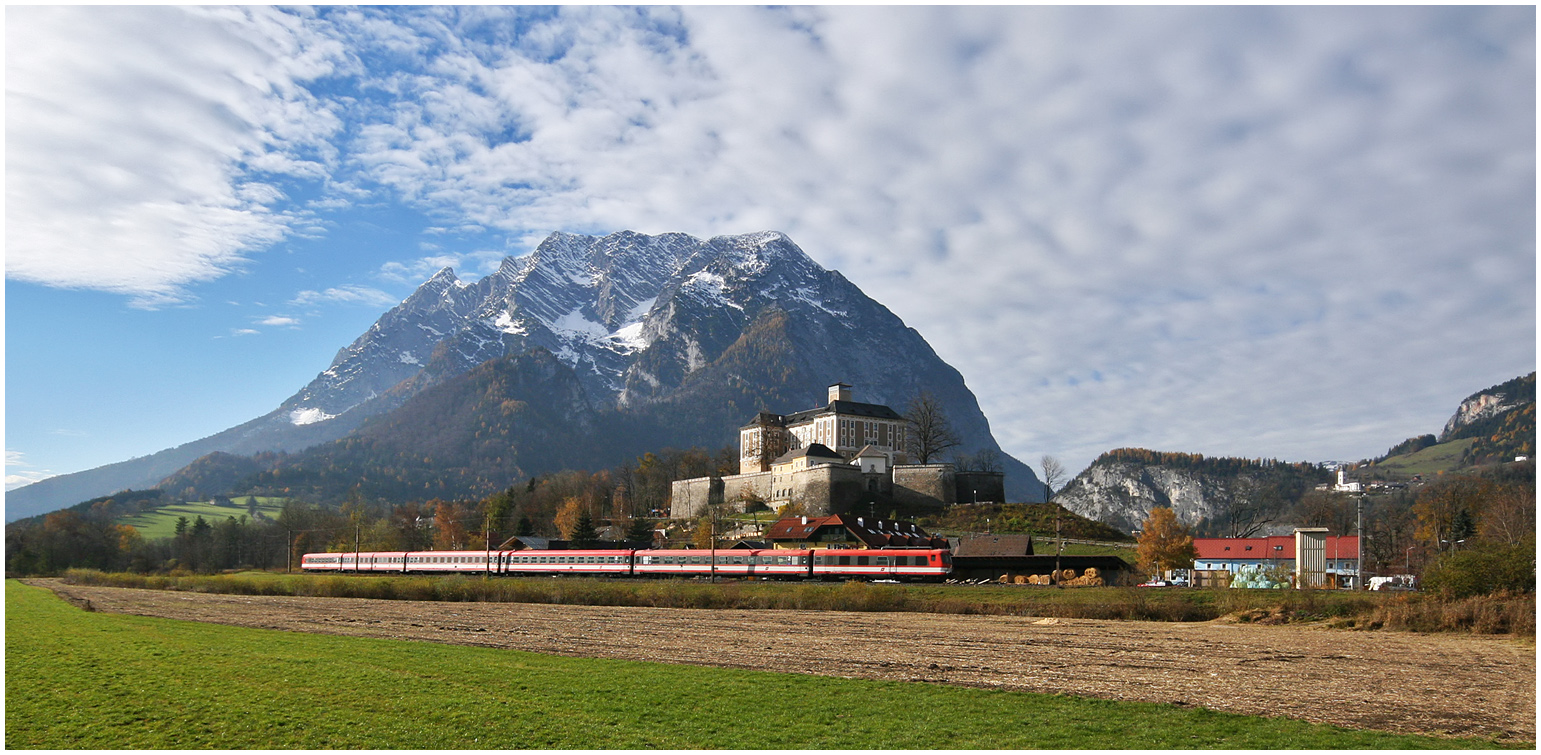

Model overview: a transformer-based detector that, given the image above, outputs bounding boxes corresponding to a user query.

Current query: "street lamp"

[1405,545,1415,572]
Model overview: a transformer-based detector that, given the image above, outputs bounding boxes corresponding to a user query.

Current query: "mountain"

[1058,372,1537,533]
[1054,450,1327,534]
[1438,372,1535,465]
[8,230,1039,520]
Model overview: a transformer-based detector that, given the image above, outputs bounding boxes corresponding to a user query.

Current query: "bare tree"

[905,392,961,463]
[974,448,1002,473]
[1039,455,1065,503]
[1217,476,1278,539]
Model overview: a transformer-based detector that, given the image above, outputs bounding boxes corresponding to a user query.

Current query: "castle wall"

[672,472,773,519]
[669,476,722,519]
[788,463,868,517]
[892,464,957,509]
[723,471,772,508]
[955,471,1006,505]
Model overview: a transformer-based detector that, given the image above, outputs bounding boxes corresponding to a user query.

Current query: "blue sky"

[5,6,1536,492]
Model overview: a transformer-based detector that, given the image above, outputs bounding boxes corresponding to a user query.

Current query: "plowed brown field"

[35,579,1535,743]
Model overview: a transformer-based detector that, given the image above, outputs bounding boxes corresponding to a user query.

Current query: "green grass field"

[5,580,1517,749]
[116,497,287,539]
[1372,437,1477,478]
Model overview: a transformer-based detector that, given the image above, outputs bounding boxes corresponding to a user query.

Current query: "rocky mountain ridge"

[1057,373,1535,534]
[8,230,1039,520]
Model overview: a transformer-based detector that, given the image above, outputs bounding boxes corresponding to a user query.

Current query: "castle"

[670,383,1005,518]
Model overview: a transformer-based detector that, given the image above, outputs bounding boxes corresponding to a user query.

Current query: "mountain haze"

[9,231,1039,519]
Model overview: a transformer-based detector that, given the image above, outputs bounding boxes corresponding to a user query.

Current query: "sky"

[5,6,1536,494]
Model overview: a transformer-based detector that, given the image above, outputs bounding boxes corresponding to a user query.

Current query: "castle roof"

[771,443,844,465]
[785,400,904,425]
[852,445,887,459]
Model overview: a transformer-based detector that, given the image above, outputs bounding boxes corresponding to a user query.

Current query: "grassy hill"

[1366,437,1478,480]
[116,497,287,540]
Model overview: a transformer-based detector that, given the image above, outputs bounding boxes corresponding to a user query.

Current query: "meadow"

[5,580,1516,749]
[115,497,288,539]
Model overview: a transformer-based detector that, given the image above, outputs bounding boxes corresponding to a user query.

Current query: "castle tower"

[828,382,852,403]
[739,411,790,474]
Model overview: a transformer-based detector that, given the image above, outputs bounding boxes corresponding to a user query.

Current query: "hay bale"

[1084,567,1100,579]
[1013,574,1030,584]
[1061,568,1077,581]
[997,573,1013,584]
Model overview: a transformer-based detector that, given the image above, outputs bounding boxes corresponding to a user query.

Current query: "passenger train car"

[301,547,952,581]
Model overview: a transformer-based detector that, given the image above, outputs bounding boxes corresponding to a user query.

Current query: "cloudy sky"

[6,6,1535,492]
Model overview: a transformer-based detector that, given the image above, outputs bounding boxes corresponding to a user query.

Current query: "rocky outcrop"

[1440,372,1535,442]
[1054,461,1232,534]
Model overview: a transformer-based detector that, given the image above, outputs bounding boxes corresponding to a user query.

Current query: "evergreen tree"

[515,515,535,537]
[570,511,598,546]
[625,517,655,546]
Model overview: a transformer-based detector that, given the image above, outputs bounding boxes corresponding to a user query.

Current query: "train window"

[838,556,851,566]
[876,557,890,566]
[856,556,870,566]
[733,557,745,565]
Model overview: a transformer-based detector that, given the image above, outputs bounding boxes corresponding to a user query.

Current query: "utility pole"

[286,529,293,574]
[709,510,717,584]
[1356,494,1365,590]
[1055,507,1063,589]
[354,522,361,573]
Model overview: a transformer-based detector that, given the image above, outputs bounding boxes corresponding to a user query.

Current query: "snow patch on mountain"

[289,407,336,426]
[608,321,648,351]
[492,312,526,336]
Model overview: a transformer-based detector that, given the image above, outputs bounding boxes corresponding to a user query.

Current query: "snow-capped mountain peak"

[283,231,837,421]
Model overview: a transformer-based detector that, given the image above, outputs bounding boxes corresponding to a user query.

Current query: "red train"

[301,547,952,581]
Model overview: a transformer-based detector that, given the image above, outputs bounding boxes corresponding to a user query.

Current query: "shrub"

[1421,541,1536,599]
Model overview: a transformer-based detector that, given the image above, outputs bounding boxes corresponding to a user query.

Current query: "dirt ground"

[33,579,1536,743]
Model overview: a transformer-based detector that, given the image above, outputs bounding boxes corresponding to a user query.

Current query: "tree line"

[5,446,737,577]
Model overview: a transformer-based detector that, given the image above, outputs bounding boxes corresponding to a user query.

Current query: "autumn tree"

[693,509,721,550]
[905,391,961,463]
[1413,476,1488,553]
[554,497,584,540]
[431,500,470,550]
[1136,507,1197,578]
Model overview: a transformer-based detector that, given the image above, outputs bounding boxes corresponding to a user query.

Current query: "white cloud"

[4,6,346,307]
[290,285,399,308]
[5,451,55,491]
[257,316,301,327]
[376,251,508,284]
[332,6,1533,473]
[6,7,1532,480]
[231,328,261,337]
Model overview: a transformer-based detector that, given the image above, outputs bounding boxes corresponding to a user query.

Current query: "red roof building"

[764,513,947,549]
[1193,535,1360,574]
